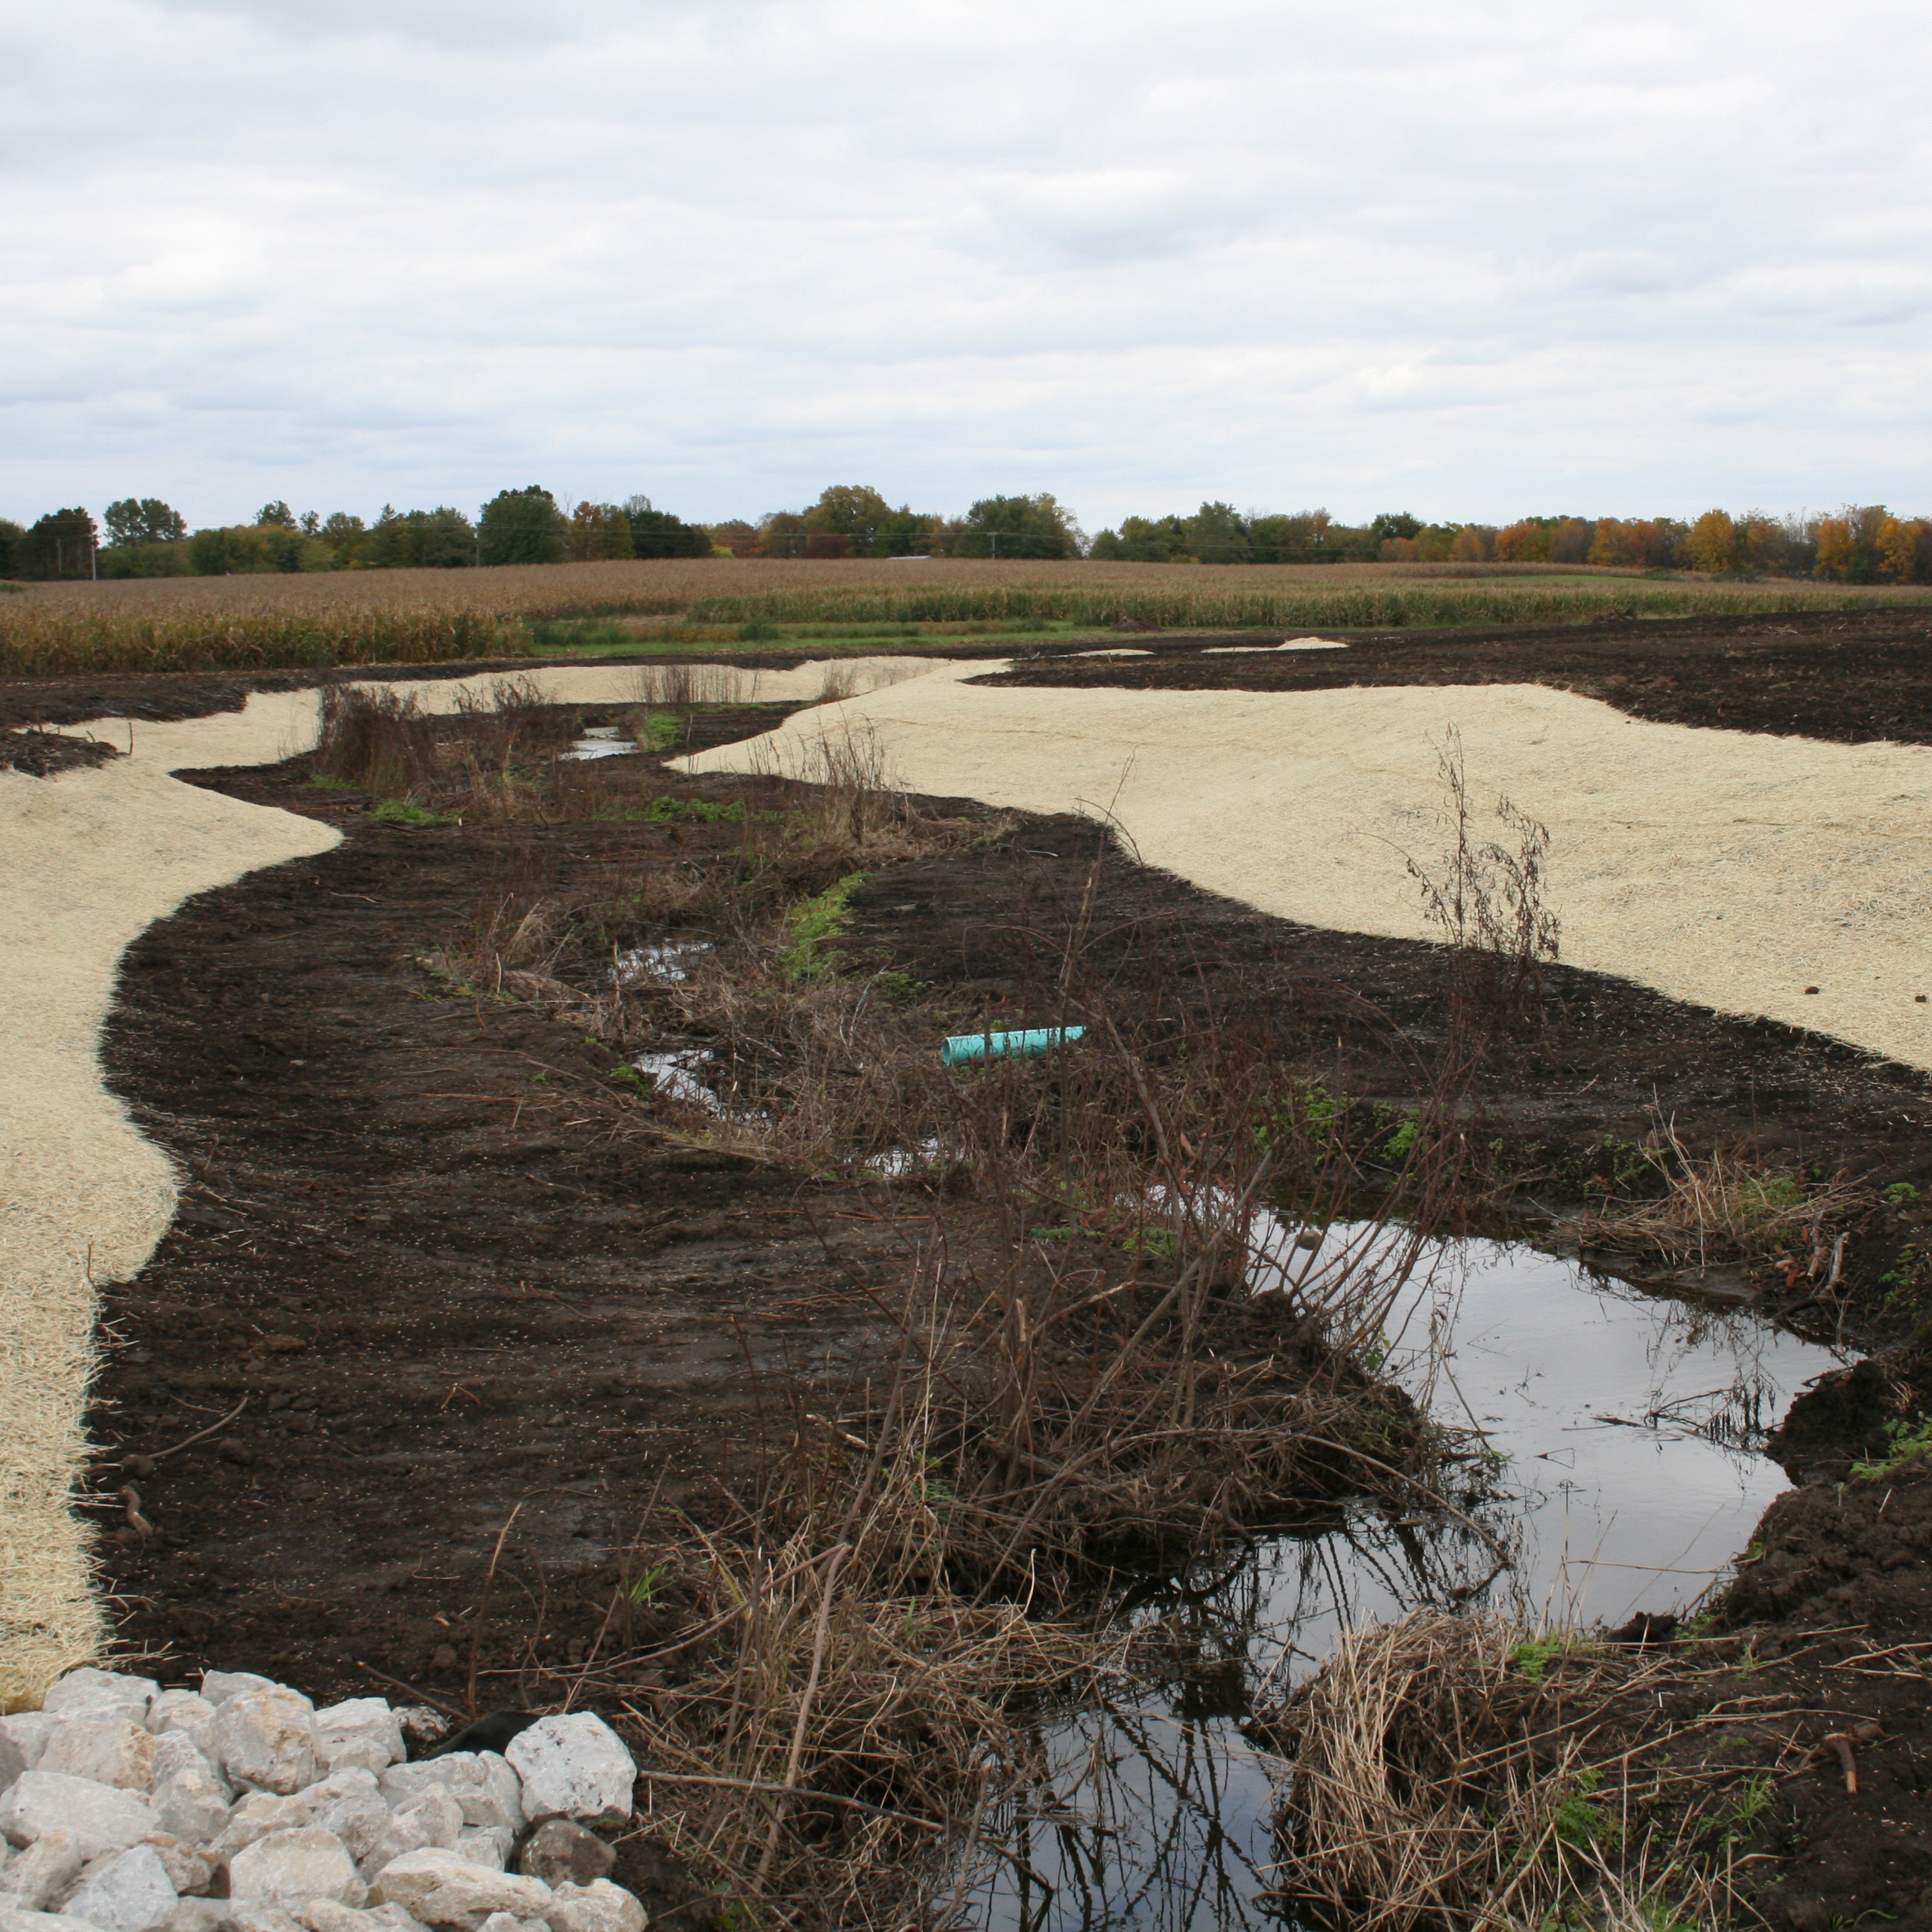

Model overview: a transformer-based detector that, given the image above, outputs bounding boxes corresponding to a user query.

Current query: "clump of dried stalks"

[1267,1611,1736,1932]
[609,1368,1105,1931]
[1566,1116,1871,1283]
[312,678,576,812]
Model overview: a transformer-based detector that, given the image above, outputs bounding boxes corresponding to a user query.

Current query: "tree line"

[1086,502,1932,581]
[3,484,1926,584]
[0,488,711,581]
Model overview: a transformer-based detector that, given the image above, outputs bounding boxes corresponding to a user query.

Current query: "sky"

[4,0,1932,533]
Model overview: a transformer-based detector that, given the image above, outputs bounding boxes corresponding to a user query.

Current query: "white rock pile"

[0,1671,650,1932]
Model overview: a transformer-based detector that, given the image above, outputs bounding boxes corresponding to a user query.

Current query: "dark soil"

[982,604,1932,747]
[2,726,124,774]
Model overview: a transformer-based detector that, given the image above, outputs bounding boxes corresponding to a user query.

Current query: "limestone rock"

[60,1845,178,1932]
[356,1796,459,1884]
[228,1831,365,1916]
[378,1763,519,1835]
[42,1679,157,1732]
[214,1694,316,1799]
[473,1916,546,1932]
[0,1829,87,1910]
[369,1850,554,1931]
[311,1708,402,1782]
[449,1834,511,1876]
[133,1840,211,1900]
[198,1676,274,1711]
[0,1737,24,1801]
[148,1739,221,1796]
[160,1901,226,1932]
[502,1722,631,1826]
[230,1910,306,1932]
[148,1771,230,1852]
[0,1721,55,1778]
[511,1827,610,1892]
[0,1907,104,1932]
[0,1775,159,1863]
[537,1883,641,1932]
[143,1702,216,1767]
[303,1775,389,1869]
[300,1909,427,1932]
[206,1796,312,1867]
[40,1726,157,1796]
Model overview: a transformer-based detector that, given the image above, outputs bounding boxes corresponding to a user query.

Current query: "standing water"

[969,1221,1849,1931]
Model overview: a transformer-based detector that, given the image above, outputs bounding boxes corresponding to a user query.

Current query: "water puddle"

[632,1049,723,1111]
[968,1221,1849,1930]
[561,726,641,761]
[613,942,711,985]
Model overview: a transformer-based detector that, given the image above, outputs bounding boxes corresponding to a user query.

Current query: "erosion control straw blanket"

[683,660,1932,1073]
[0,655,946,1707]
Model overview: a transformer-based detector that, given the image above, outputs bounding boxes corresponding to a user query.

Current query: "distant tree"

[801,484,893,556]
[1369,511,1423,543]
[1491,520,1551,563]
[1679,509,1738,574]
[1380,537,1421,561]
[479,487,566,566]
[318,512,368,564]
[104,498,187,546]
[1181,501,1248,560]
[1878,515,1931,583]
[256,500,298,529]
[622,496,712,559]
[707,520,760,557]
[300,511,321,536]
[364,506,477,569]
[954,493,1082,559]
[755,511,810,558]
[1812,507,1889,582]
[0,518,22,577]
[569,502,634,561]
[1090,514,1187,561]
[1450,525,1495,562]
[1547,517,1594,564]
[16,508,99,578]
[1248,511,1339,561]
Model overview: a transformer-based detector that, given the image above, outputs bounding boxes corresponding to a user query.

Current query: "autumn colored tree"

[754,512,809,558]
[568,502,634,561]
[1491,521,1552,563]
[1678,510,1738,574]
[1450,525,1494,562]
[707,520,759,557]
[1878,515,1932,582]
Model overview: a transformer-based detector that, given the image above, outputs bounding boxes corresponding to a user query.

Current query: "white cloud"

[4,0,1932,528]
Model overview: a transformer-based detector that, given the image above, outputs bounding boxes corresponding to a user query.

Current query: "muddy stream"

[967,1220,1849,1931]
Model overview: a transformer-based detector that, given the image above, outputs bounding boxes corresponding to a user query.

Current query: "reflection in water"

[969,1224,1850,1931]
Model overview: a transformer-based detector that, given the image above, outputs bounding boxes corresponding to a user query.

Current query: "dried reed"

[1566,1116,1872,1276]
[1268,1611,1737,1932]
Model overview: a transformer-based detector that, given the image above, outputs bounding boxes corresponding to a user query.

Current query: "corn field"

[4,557,1926,677]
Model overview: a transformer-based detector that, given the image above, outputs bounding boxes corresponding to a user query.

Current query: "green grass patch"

[781,873,865,979]
[372,798,455,827]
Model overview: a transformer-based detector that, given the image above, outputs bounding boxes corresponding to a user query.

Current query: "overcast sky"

[5,0,1931,531]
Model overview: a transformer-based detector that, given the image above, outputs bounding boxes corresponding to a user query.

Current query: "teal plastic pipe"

[941,1026,1086,1066]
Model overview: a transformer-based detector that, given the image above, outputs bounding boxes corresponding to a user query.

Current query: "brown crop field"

[5,555,1929,676]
